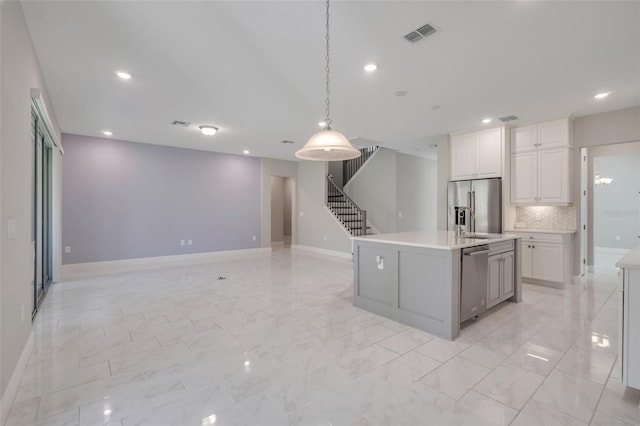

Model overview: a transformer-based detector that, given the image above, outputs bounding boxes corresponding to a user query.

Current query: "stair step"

[327,194,343,198]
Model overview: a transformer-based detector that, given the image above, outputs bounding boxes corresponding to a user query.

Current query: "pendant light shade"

[295,129,361,161]
[295,0,361,162]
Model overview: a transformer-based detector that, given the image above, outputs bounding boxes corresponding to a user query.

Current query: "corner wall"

[0,0,61,404]
[261,158,297,248]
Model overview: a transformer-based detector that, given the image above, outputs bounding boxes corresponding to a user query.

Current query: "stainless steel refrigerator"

[447,178,502,234]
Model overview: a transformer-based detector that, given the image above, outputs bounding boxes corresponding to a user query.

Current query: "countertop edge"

[616,245,640,269]
[351,233,520,250]
[505,229,576,235]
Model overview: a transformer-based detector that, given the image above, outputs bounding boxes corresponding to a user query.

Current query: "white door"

[487,255,502,308]
[538,119,568,149]
[450,133,475,180]
[532,242,563,282]
[475,128,502,178]
[511,125,538,153]
[502,251,515,298]
[538,148,570,204]
[521,241,533,279]
[512,152,538,204]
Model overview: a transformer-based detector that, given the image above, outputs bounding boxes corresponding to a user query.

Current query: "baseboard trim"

[62,247,272,279]
[522,277,564,289]
[291,244,352,260]
[271,241,285,246]
[0,329,34,425]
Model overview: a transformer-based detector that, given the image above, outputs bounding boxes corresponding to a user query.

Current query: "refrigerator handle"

[471,191,476,233]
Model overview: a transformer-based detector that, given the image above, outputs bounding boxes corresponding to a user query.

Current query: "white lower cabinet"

[487,243,515,309]
[618,257,640,390]
[507,231,573,287]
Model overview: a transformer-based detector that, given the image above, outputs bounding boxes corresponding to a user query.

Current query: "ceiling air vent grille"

[498,115,518,123]
[404,23,437,43]
[171,120,191,127]
[281,140,295,144]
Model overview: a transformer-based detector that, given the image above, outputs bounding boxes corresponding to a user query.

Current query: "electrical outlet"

[180,240,185,246]
[188,239,192,245]
[64,246,71,254]
[20,305,24,323]
[8,219,17,240]
[252,235,256,241]
[398,212,403,219]
[535,213,542,221]
[616,235,621,241]
[376,256,384,270]
[323,236,327,242]
[299,211,304,217]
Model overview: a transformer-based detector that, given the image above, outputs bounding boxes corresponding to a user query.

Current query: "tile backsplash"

[515,206,576,230]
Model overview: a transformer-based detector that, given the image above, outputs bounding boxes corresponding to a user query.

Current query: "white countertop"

[506,228,576,234]
[617,245,640,269]
[351,231,519,250]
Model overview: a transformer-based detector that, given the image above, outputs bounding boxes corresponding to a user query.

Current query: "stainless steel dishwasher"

[460,245,490,322]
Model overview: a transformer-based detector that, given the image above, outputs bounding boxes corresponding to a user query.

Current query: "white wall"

[396,154,438,232]
[345,148,397,233]
[296,161,351,253]
[345,148,438,234]
[260,158,297,248]
[0,0,61,406]
[270,176,284,242]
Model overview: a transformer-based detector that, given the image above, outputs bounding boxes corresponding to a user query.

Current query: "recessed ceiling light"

[116,71,132,80]
[102,130,113,136]
[243,149,250,155]
[364,64,377,72]
[199,125,218,136]
[594,92,611,99]
[482,118,492,124]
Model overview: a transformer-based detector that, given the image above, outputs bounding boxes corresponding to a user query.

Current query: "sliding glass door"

[32,110,53,316]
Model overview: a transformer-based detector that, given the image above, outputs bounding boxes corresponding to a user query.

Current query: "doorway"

[270,176,294,247]
[32,108,54,316]
[582,141,640,275]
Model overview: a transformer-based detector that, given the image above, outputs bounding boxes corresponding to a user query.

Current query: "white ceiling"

[22,1,640,161]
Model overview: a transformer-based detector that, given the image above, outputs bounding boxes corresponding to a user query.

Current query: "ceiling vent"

[281,140,295,144]
[171,120,191,127]
[404,23,437,43]
[498,115,519,123]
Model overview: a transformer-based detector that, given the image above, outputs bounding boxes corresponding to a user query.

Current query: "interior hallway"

[3,249,638,426]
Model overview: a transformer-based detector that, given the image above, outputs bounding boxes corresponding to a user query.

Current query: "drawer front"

[507,232,563,244]
[489,240,514,256]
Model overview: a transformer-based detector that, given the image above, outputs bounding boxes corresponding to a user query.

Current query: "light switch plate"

[8,219,16,239]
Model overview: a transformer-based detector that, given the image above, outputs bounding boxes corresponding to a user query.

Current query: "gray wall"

[296,161,351,253]
[0,0,62,400]
[593,153,640,249]
[270,176,284,242]
[573,106,640,273]
[62,134,261,264]
[396,154,438,233]
[284,177,293,237]
[328,161,343,188]
[345,148,438,234]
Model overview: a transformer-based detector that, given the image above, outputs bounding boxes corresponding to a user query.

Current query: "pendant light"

[295,0,361,161]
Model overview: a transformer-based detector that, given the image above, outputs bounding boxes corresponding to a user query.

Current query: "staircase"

[343,145,379,185]
[326,175,369,236]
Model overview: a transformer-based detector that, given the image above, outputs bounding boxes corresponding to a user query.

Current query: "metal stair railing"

[326,175,368,236]
[343,145,379,185]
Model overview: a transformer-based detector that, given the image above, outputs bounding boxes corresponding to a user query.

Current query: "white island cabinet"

[617,246,640,390]
[352,231,521,340]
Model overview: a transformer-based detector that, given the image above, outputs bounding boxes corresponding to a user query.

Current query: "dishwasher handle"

[464,249,490,257]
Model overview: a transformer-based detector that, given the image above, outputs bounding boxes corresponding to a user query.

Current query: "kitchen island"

[351,231,522,340]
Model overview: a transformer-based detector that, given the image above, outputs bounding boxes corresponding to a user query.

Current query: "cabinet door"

[487,255,502,309]
[450,133,475,180]
[531,242,563,282]
[502,251,515,299]
[475,128,502,178]
[538,148,570,204]
[511,125,538,153]
[521,242,533,279]
[538,119,569,149]
[512,152,538,204]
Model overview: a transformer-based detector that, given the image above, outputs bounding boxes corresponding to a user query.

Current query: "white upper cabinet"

[450,127,502,181]
[511,117,572,205]
[511,118,570,153]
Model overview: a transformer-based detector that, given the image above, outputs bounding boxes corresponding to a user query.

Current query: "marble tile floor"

[4,247,640,426]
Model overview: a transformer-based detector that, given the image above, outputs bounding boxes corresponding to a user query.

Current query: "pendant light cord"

[324,0,332,128]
